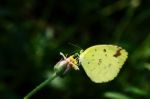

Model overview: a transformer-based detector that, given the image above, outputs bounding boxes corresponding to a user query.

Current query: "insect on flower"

[54,52,79,76]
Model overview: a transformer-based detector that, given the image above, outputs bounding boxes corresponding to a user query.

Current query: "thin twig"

[24,73,58,99]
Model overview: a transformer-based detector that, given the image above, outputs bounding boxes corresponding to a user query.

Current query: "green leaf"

[104,92,132,99]
[125,86,148,96]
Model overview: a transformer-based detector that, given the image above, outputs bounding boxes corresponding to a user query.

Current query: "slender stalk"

[24,73,57,99]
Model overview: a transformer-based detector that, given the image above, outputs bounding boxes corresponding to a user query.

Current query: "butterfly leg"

[72,64,79,70]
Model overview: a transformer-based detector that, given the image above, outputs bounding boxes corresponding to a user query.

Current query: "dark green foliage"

[0,0,150,99]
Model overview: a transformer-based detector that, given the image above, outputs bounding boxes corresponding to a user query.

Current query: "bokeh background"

[0,0,150,99]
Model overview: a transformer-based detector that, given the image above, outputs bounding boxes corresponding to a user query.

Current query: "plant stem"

[24,73,57,99]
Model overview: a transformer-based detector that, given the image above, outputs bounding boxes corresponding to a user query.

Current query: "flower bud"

[54,60,69,76]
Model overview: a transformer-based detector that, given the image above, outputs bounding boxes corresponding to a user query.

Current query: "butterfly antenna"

[68,42,82,50]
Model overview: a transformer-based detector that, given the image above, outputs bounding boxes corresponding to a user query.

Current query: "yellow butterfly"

[79,45,128,83]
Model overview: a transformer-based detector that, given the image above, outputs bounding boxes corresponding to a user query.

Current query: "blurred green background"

[0,0,150,99]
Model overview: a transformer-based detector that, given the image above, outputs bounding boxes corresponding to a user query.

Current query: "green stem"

[24,73,58,99]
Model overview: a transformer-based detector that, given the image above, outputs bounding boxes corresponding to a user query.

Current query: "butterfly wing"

[79,45,128,83]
